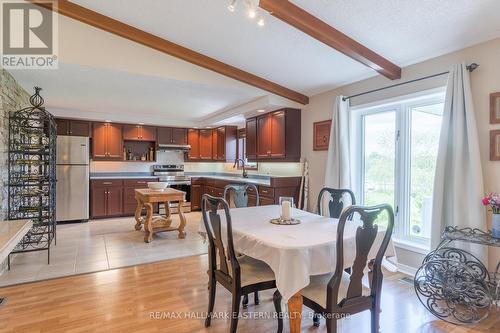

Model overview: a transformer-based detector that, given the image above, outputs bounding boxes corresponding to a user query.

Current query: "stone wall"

[0,69,30,220]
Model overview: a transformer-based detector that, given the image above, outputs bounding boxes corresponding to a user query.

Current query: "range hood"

[157,143,191,151]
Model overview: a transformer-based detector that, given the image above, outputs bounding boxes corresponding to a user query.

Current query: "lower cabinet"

[91,178,157,218]
[91,180,123,218]
[191,184,202,211]
[190,177,301,211]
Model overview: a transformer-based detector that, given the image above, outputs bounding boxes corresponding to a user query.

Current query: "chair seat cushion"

[302,271,370,309]
[238,256,276,287]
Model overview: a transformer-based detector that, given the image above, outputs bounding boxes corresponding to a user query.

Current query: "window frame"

[350,88,445,249]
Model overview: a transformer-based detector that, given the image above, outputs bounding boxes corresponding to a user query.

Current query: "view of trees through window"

[358,97,444,243]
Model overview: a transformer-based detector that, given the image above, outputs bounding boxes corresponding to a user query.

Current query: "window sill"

[393,238,430,255]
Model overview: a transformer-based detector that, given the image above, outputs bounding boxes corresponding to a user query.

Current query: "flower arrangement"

[482,193,500,214]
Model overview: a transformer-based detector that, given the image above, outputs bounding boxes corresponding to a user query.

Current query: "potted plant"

[482,193,500,238]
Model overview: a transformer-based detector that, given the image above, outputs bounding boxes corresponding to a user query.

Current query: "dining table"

[199,205,396,333]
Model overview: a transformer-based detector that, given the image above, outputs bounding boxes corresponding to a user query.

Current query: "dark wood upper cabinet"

[246,118,257,160]
[158,127,187,145]
[248,108,301,162]
[187,128,200,160]
[55,118,69,136]
[257,114,272,158]
[92,123,123,161]
[140,126,156,141]
[214,126,237,162]
[270,111,286,158]
[172,128,187,145]
[55,118,91,137]
[92,123,108,159]
[123,125,139,140]
[199,129,213,160]
[123,125,156,141]
[157,127,173,144]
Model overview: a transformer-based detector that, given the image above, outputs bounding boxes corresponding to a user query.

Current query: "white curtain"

[324,95,351,189]
[431,63,486,260]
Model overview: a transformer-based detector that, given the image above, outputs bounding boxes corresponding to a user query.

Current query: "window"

[351,90,444,248]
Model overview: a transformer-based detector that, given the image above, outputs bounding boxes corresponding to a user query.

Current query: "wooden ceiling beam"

[259,0,402,80]
[29,0,309,105]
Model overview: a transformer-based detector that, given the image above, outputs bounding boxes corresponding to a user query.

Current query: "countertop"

[89,172,298,186]
[90,172,157,180]
[0,219,32,262]
[191,175,271,186]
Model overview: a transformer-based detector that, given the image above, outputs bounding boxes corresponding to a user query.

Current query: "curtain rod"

[342,63,479,101]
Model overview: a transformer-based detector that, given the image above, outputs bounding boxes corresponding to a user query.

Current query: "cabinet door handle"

[137,181,146,184]
[103,182,113,185]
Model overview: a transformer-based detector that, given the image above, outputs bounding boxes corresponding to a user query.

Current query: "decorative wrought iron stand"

[7,87,56,265]
[414,226,499,324]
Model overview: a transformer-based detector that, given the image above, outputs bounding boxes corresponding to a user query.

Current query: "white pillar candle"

[281,200,291,220]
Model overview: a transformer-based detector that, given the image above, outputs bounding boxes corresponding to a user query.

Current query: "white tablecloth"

[199,205,396,302]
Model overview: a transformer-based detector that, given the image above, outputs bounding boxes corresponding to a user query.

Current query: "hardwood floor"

[0,254,498,333]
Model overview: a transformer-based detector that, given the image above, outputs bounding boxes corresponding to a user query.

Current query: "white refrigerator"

[56,136,90,222]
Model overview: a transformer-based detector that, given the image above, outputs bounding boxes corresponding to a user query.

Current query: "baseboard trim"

[396,262,418,276]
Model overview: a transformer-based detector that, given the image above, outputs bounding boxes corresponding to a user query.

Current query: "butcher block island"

[134,188,188,243]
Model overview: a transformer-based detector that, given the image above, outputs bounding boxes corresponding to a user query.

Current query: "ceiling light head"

[227,0,236,12]
[257,18,264,27]
[257,109,266,113]
[248,8,256,19]
[105,120,112,123]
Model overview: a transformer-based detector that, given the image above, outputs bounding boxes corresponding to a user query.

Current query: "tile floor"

[0,212,207,287]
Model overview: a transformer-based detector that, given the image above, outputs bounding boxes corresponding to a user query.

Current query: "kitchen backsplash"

[90,151,184,173]
[90,150,303,177]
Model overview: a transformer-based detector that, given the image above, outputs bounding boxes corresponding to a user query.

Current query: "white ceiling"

[10,0,500,126]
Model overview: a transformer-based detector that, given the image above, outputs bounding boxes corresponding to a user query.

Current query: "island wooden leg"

[177,200,187,239]
[134,198,143,231]
[288,290,303,333]
[143,203,154,243]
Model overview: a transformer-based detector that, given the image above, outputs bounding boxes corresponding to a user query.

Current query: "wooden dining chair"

[202,194,277,333]
[274,204,394,333]
[317,187,356,218]
[223,183,260,308]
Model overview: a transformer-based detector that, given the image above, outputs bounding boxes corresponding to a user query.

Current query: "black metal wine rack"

[8,87,56,264]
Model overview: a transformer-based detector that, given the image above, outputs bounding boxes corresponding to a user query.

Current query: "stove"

[153,164,191,212]
[153,164,191,184]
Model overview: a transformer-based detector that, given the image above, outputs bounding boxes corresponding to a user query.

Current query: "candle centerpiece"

[270,197,301,225]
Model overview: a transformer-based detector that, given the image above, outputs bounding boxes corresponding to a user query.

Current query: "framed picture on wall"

[490,130,500,161]
[490,92,500,124]
[313,120,331,151]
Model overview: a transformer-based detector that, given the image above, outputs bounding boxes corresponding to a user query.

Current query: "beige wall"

[301,38,500,269]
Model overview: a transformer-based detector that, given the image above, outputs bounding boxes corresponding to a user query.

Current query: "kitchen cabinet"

[248,108,301,162]
[199,129,213,160]
[55,118,91,137]
[123,178,158,215]
[257,114,273,158]
[190,184,202,211]
[157,127,187,145]
[90,180,123,218]
[92,123,123,160]
[245,118,257,160]
[212,126,237,162]
[123,124,156,141]
[187,129,200,160]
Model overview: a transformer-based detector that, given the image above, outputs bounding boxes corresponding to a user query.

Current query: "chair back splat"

[317,187,356,218]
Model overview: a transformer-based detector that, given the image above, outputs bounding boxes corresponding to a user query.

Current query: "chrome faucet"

[233,158,248,178]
